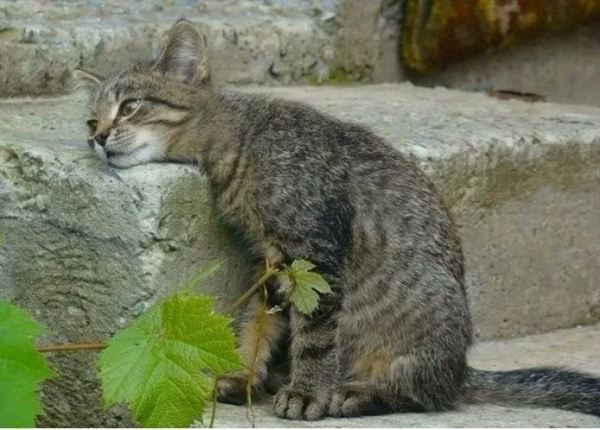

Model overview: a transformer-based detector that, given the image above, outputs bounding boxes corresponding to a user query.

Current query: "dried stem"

[244,285,269,428]
[225,267,279,314]
[209,376,219,428]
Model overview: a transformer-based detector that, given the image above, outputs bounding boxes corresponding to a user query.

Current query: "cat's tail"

[465,366,600,416]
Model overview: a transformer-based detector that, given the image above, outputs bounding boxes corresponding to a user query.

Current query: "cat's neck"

[165,89,251,188]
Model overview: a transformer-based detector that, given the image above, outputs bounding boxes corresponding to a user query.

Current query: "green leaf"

[0,300,56,428]
[99,293,244,428]
[285,259,333,315]
[0,231,6,247]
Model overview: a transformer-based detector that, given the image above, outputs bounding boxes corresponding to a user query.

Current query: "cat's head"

[74,19,211,168]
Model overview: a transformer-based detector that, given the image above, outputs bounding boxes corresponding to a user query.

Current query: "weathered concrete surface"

[0,0,337,96]
[0,98,256,427]
[205,324,600,427]
[418,21,600,108]
[5,0,600,107]
[1,84,600,425]
[332,0,403,84]
[0,0,402,97]
[5,0,600,108]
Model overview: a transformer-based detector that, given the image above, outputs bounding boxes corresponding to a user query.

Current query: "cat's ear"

[72,69,104,91]
[154,19,210,85]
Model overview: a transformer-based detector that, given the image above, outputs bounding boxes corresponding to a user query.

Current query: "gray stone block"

[1,84,599,425]
[0,0,403,97]
[0,0,335,96]
[4,0,600,109]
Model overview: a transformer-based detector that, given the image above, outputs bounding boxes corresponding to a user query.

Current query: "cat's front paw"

[216,375,248,406]
[273,385,329,421]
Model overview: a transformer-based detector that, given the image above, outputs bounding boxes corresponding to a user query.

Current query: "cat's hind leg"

[329,348,467,417]
[217,289,288,405]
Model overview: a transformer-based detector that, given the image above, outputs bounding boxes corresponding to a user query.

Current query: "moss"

[0,26,17,41]
[428,143,600,213]
[307,66,359,86]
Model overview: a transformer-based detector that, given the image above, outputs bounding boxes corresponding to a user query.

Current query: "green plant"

[283,259,332,315]
[0,301,56,427]
[100,293,244,427]
[0,259,331,428]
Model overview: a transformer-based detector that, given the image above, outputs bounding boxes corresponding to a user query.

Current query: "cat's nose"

[95,131,110,147]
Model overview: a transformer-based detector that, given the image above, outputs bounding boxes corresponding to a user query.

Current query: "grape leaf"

[0,300,56,428]
[285,260,332,315]
[99,293,244,428]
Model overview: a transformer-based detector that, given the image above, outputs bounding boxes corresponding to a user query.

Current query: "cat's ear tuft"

[153,19,210,85]
[72,69,104,91]
[153,19,209,84]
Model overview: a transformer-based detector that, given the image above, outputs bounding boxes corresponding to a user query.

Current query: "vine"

[0,255,330,428]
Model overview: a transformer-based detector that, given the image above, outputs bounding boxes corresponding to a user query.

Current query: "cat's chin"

[106,152,145,168]
[104,144,164,168]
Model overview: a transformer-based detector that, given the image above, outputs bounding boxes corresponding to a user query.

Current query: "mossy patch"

[428,143,600,214]
[0,26,18,41]
[307,66,361,86]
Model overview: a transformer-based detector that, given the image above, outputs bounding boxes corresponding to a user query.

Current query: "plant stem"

[225,267,279,314]
[37,267,279,354]
[210,376,219,428]
[37,342,107,353]
[244,285,267,429]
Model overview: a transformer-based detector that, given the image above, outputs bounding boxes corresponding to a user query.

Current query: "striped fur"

[75,19,600,421]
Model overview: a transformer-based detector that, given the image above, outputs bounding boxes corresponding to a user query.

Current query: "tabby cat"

[74,19,600,420]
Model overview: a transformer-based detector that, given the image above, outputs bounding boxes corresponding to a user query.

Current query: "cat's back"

[220,90,449,217]
[220,90,408,173]
[217,89,463,280]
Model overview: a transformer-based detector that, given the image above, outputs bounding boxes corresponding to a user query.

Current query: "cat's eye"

[119,99,141,117]
[86,119,98,136]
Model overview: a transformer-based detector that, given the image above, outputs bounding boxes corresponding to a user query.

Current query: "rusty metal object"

[402,0,600,73]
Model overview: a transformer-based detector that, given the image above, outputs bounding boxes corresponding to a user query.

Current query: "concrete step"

[206,324,600,427]
[4,0,600,108]
[0,0,400,97]
[1,83,599,426]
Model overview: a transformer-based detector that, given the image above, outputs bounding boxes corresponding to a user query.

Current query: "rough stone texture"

[205,324,600,427]
[0,0,403,97]
[0,0,337,96]
[1,84,600,425]
[331,0,403,83]
[0,96,255,427]
[4,0,600,107]
[417,21,600,108]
